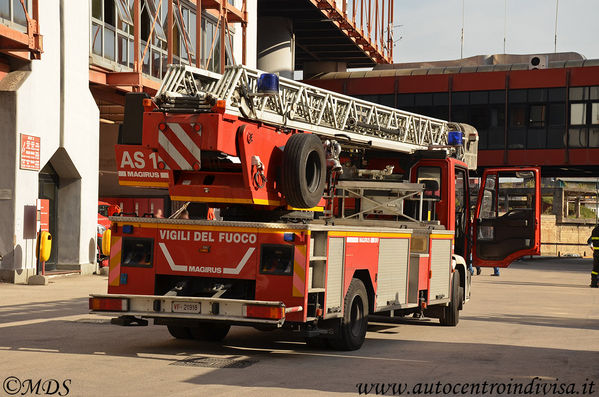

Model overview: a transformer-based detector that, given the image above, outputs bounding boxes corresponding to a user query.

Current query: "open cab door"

[473,167,541,268]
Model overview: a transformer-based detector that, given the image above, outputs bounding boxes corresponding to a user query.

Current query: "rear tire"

[440,272,460,326]
[167,325,192,339]
[281,133,326,208]
[189,323,231,341]
[329,278,369,351]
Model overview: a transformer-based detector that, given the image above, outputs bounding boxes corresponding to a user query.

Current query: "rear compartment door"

[472,167,541,268]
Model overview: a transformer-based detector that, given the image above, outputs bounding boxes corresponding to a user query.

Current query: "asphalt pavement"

[0,257,598,397]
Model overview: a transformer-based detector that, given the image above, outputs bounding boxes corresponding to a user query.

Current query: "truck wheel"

[329,278,369,351]
[189,323,231,341]
[282,133,326,208]
[167,325,192,339]
[440,272,460,326]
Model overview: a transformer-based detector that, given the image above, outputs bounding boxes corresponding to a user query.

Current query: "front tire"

[440,272,460,326]
[329,278,369,351]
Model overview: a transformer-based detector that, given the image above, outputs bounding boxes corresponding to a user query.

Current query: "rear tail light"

[246,305,284,320]
[89,297,129,312]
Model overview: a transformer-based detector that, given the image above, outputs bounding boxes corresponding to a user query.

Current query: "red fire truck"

[90,65,540,350]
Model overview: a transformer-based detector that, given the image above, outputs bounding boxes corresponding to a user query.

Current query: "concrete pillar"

[303,61,347,80]
[575,197,581,218]
[257,16,294,79]
[553,187,564,223]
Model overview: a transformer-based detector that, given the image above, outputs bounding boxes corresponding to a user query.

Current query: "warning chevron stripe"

[158,123,202,170]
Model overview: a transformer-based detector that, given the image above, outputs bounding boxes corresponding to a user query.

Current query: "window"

[470,91,488,105]
[529,105,546,128]
[260,245,293,275]
[510,105,526,128]
[570,103,586,125]
[122,238,153,267]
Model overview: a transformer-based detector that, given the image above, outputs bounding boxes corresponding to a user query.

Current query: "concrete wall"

[0,0,99,282]
[541,215,594,258]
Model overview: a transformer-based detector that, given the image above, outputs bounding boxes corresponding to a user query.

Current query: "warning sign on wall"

[20,134,40,171]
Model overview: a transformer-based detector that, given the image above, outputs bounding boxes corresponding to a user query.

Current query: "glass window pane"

[190,11,197,59]
[470,91,488,105]
[116,0,133,25]
[527,129,546,149]
[548,87,565,102]
[92,23,103,55]
[433,93,448,106]
[0,0,9,19]
[451,106,469,123]
[590,128,599,147]
[143,0,167,40]
[529,105,545,128]
[151,49,160,77]
[470,107,490,129]
[398,94,414,108]
[509,89,527,103]
[592,103,599,125]
[414,93,432,106]
[452,92,469,105]
[162,52,168,77]
[528,88,547,103]
[591,87,599,101]
[91,0,102,19]
[128,39,134,68]
[508,129,526,149]
[118,34,127,65]
[142,41,150,74]
[487,127,505,149]
[490,107,505,128]
[104,27,116,60]
[510,105,526,128]
[104,0,115,26]
[568,127,588,148]
[548,103,565,126]
[13,0,26,25]
[489,90,505,104]
[570,103,586,125]
[547,127,565,148]
[569,87,588,101]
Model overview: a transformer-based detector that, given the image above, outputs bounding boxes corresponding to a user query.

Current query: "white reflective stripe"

[223,247,255,275]
[158,242,188,272]
[167,123,202,163]
[158,131,192,170]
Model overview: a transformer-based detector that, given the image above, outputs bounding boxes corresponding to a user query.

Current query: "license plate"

[172,302,201,313]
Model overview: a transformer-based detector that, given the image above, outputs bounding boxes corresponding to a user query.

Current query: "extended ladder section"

[156,64,478,169]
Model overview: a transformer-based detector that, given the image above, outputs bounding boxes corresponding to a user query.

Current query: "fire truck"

[90,64,541,350]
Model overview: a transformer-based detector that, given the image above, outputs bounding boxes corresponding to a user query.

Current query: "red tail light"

[246,305,284,320]
[89,297,129,312]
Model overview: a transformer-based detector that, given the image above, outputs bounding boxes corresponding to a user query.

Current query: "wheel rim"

[349,295,364,337]
[305,150,322,193]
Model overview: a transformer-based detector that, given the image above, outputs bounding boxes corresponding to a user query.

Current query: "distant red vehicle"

[97,201,120,267]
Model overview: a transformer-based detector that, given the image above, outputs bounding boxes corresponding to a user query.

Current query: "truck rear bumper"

[89,294,303,327]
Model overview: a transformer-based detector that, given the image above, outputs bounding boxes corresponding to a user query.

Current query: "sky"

[393,0,599,63]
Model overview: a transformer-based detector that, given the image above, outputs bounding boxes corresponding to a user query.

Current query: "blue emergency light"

[122,225,134,234]
[283,233,295,242]
[257,73,279,95]
[448,131,464,146]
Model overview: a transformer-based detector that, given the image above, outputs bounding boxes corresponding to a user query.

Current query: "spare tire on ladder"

[282,133,326,209]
